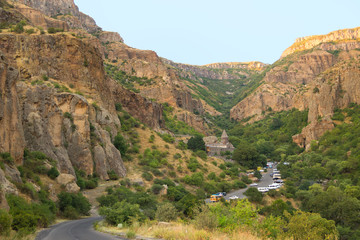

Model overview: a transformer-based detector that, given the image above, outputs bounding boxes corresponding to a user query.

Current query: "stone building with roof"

[205,130,235,156]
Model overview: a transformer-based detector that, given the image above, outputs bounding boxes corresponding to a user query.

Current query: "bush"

[219,172,226,179]
[25,28,35,34]
[114,133,128,156]
[141,172,153,181]
[107,170,119,180]
[196,150,207,160]
[47,27,63,34]
[12,20,26,33]
[232,180,247,189]
[58,192,91,218]
[244,188,263,203]
[155,203,178,222]
[11,212,37,234]
[47,167,60,180]
[99,201,145,225]
[0,209,12,236]
[241,175,252,184]
[187,135,205,152]
[193,205,218,230]
[151,184,163,195]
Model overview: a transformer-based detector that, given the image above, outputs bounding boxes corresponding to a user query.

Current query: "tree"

[232,142,261,169]
[284,211,338,240]
[244,187,263,203]
[187,135,205,152]
[99,201,145,225]
[114,133,128,156]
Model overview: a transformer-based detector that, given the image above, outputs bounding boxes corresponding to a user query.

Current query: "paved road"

[36,217,126,240]
[206,167,275,202]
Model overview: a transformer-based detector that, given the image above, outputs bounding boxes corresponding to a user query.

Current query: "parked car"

[229,196,239,200]
[257,187,269,193]
[250,183,258,187]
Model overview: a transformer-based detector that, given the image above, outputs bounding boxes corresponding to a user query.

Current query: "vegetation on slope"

[276,104,360,239]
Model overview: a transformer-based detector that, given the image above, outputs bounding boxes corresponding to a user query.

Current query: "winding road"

[206,167,275,202]
[35,216,125,240]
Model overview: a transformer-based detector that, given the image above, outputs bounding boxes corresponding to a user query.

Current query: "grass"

[95,220,260,240]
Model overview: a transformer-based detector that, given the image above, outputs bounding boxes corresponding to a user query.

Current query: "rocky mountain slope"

[231,28,360,148]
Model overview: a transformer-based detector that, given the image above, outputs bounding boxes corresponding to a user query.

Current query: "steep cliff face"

[0,53,25,165]
[13,0,100,32]
[14,3,70,30]
[281,27,360,58]
[231,31,360,148]
[162,59,267,81]
[0,32,129,180]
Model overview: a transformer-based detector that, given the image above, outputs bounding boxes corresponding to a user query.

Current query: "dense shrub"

[141,172,153,181]
[244,188,263,203]
[107,170,119,180]
[155,203,178,222]
[0,209,12,236]
[114,133,128,156]
[232,180,247,189]
[57,192,91,218]
[187,135,205,151]
[47,167,60,179]
[151,184,163,195]
[100,201,145,225]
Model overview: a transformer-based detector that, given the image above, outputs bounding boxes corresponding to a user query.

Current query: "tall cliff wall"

[231,36,360,149]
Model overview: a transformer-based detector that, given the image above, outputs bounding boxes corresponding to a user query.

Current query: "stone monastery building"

[205,130,235,156]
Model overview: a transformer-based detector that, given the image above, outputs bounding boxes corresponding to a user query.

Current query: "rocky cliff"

[281,27,360,58]
[0,32,129,180]
[13,0,100,32]
[231,30,360,149]
[162,58,267,81]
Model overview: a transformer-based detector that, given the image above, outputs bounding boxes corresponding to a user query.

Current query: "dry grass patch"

[96,220,260,240]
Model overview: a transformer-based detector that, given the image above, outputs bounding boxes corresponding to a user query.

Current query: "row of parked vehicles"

[210,166,284,201]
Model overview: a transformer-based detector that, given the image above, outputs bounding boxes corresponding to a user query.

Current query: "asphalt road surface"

[36,216,125,240]
[206,167,275,202]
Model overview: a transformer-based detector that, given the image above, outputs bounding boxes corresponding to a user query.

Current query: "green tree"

[284,211,338,240]
[99,201,145,225]
[114,133,128,156]
[232,142,261,169]
[187,135,205,152]
[244,187,263,203]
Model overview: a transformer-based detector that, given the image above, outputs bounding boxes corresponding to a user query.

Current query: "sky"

[75,0,360,65]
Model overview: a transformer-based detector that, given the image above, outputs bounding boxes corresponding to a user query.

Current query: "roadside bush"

[232,180,247,189]
[244,187,263,203]
[193,205,218,230]
[57,192,91,218]
[183,172,204,186]
[11,212,37,234]
[155,202,178,222]
[99,201,145,225]
[0,209,12,236]
[267,189,281,198]
[241,175,252,184]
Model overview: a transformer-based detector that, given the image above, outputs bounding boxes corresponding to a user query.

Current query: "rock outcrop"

[281,27,360,58]
[15,3,69,30]
[13,0,100,32]
[162,58,267,81]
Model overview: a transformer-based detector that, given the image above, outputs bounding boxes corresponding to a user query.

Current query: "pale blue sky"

[75,0,360,65]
